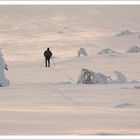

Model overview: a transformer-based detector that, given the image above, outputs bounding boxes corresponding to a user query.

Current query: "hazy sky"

[0,6,140,35]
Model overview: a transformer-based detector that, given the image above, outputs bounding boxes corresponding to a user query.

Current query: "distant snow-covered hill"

[0,6,140,61]
[97,30,140,53]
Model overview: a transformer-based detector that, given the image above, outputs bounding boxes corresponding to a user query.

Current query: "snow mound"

[0,49,10,87]
[56,81,72,85]
[129,80,139,84]
[114,103,135,108]
[93,72,112,84]
[97,48,117,55]
[126,45,140,53]
[77,69,127,84]
[115,30,133,37]
[112,71,127,84]
[134,86,140,89]
[77,48,88,56]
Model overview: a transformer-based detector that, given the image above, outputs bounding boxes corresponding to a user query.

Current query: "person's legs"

[48,57,50,67]
[45,58,48,67]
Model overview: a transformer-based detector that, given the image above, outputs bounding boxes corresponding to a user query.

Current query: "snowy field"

[0,6,140,135]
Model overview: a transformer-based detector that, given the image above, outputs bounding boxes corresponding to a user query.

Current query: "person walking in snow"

[44,48,52,67]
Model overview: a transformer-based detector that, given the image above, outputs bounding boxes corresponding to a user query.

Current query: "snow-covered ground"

[0,6,140,135]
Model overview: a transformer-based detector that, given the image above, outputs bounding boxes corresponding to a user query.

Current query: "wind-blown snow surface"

[0,6,140,135]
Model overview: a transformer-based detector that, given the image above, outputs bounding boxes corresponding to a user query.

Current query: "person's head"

[47,48,50,50]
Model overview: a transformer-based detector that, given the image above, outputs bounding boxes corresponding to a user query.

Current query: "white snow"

[0,6,140,135]
[112,71,127,84]
[0,53,139,135]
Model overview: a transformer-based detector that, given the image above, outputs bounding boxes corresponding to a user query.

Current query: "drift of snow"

[77,48,88,57]
[134,86,140,89]
[114,103,135,108]
[129,80,139,84]
[112,71,127,84]
[77,69,128,84]
[0,49,9,87]
[97,48,117,55]
[126,45,140,53]
[93,72,112,84]
[115,30,133,37]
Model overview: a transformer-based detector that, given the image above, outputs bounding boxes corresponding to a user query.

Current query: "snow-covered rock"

[0,49,9,87]
[77,69,112,84]
[116,30,133,37]
[77,68,94,84]
[134,86,140,89]
[93,73,112,84]
[112,71,127,84]
[126,45,140,53]
[77,69,127,84]
[77,48,88,56]
[97,48,116,55]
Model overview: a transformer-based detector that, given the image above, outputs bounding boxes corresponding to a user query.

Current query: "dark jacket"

[44,49,52,58]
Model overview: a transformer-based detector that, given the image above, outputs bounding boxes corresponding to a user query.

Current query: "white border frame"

[0,1,140,5]
[0,135,140,139]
